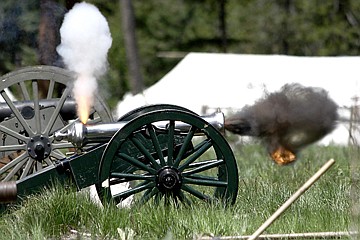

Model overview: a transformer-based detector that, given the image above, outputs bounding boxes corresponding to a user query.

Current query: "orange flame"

[271,146,296,165]
[74,74,95,124]
[77,94,90,124]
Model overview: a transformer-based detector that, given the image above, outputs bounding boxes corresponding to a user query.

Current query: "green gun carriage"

[0,66,238,209]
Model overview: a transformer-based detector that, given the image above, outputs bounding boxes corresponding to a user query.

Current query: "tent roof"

[117,53,360,116]
[116,53,360,145]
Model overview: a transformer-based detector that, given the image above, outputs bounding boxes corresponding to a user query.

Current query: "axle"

[54,111,225,147]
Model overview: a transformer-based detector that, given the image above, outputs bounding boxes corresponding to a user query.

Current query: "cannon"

[0,66,238,209]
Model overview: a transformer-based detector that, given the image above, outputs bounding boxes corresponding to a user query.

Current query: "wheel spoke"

[43,87,70,135]
[51,142,75,149]
[185,174,219,181]
[32,80,41,134]
[130,135,161,170]
[110,172,154,181]
[183,159,224,176]
[0,144,26,152]
[167,120,175,166]
[117,152,157,174]
[3,156,27,181]
[50,149,66,160]
[47,79,55,99]
[173,126,196,167]
[191,138,212,153]
[139,187,159,205]
[44,157,53,166]
[181,184,210,201]
[183,177,228,187]
[188,159,220,167]
[147,124,166,166]
[36,161,42,171]
[178,139,212,171]
[1,90,34,136]
[0,152,27,176]
[113,181,155,202]
[177,190,192,205]
[0,125,28,142]
[18,82,30,100]
[154,191,163,204]
[20,158,34,179]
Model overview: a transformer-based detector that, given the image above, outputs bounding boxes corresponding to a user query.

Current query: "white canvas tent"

[116,53,360,145]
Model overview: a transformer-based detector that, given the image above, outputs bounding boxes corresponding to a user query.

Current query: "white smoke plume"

[57,2,112,123]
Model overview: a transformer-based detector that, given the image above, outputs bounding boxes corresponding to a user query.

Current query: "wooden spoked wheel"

[97,109,238,207]
[0,65,112,181]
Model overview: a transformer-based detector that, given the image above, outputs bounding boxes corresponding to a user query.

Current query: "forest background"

[1,0,360,109]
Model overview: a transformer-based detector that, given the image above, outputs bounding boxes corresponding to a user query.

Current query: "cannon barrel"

[54,111,225,147]
[0,98,77,121]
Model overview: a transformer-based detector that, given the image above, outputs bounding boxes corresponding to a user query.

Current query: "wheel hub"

[156,166,182,192]
[27,135,51,161]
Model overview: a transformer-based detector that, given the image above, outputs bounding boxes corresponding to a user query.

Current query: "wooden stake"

[248,159,335,240]
[198,231,357,239]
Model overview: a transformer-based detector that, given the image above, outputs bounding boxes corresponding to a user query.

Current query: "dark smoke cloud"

[225,83,338,156]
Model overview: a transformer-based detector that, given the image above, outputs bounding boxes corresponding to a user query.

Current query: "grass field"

[0,143,352,239]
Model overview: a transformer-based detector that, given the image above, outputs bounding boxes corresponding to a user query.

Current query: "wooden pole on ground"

[198,231,357,239]
[248,159,335,240]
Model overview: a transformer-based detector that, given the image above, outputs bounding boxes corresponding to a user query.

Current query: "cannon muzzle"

[54,111,225,147]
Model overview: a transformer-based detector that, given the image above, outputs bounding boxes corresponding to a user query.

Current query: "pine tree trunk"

[120,0,144,94]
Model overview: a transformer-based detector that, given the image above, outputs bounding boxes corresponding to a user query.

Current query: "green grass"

[0,144,351,239]
[234,143,350,235]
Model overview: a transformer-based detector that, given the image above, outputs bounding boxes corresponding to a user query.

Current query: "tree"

[2,0,360,107]
[0,0,39,74]
[38,0,66,97]
[218,0,228,52]
[120,0,144,95]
